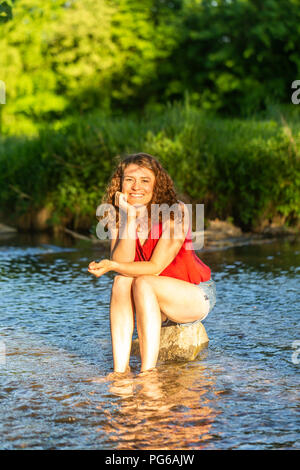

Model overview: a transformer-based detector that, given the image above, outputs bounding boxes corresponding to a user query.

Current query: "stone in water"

[131,321,209,362]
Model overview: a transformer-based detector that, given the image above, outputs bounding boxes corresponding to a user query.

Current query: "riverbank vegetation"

[0,0,299,233]
[1,101,299,232]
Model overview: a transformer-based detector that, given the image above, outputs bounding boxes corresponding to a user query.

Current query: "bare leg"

[132,275,210,372]
[132,277,163,372]
[109,275,135,373]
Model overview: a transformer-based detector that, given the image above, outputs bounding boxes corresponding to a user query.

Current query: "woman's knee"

[132,276,152,295]
[111,275,134,298]
[132,275,156,286]
[132,277,160,310]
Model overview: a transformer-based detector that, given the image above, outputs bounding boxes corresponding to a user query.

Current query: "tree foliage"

[0,1,13,23]
[170,0,300,115]
[0,0,300,134]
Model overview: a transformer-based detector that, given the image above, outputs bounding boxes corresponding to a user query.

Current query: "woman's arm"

[110,214,137,262]
[113,233,184,276]
[88,217,186,278]
[109,192,138,263]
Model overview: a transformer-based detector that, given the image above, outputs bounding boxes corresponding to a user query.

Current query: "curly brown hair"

[100,153,182,228]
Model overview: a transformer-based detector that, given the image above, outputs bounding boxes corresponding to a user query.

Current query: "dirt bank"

[202,219,299,251]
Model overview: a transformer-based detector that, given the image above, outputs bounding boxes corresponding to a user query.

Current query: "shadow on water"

[0,233,299,449]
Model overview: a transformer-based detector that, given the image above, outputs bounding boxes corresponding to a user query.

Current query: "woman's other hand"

[88,259,114,278]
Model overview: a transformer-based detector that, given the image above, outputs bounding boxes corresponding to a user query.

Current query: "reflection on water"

[100,364,218,450]
[0,233,299,449]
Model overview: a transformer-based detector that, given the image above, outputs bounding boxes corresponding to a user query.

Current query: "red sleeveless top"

[134,222,211,284]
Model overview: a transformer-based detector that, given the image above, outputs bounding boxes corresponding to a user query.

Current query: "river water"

[0,233,299,450]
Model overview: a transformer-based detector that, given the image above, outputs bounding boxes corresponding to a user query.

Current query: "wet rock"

[261,224,297,237]
[0,223,17,233]
[253,214,298,237]
[32,207,52,231]
[16,207,52,231]
[205,219,242,240]
[131,321,209,362]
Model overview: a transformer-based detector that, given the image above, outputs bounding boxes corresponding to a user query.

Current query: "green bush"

[0,102,299,232]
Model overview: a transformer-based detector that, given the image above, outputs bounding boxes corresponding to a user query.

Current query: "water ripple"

[0,237,299,449]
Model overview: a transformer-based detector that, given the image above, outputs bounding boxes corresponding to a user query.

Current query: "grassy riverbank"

[0,102,299,233]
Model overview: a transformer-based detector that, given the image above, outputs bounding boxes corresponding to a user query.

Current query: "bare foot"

[109,378,134,397]
[136,368,163,399]
[107,366,132,380]
[108,368,134,397]
[138,367,157,377]
[87,367,132,384]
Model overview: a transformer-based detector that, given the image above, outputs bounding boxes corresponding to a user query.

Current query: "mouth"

[128,193,145,199]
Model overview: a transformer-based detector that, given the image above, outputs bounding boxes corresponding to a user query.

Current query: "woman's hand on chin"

[88,259,116,278]
[115,191,137,217]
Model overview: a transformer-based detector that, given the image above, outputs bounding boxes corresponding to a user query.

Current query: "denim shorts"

[161,279,217,327]
[199,279,217,318]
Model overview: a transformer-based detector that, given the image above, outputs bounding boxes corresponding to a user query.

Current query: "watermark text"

[291,80,300,104]
[96,202,205,250]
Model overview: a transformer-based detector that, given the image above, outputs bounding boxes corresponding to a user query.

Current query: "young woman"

[88,153,216,374]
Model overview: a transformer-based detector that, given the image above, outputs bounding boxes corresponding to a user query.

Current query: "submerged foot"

[138,367,157,377]
[135,368,163,399]
[108,365,132,380]
[87,366,132,384]
[108,367,134,397]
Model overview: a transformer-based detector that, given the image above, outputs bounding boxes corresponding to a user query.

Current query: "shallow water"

[0,233,299,450]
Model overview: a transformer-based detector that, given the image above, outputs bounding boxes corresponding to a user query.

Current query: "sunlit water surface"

[0,233,299,450]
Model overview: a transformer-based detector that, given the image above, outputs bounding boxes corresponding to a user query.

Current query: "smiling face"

[121,164,155,206]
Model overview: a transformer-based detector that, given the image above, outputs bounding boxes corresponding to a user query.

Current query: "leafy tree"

[107,0,183,110]
[1,0,300,134]
[164,0,300,115]
[0,0,115,134]
[0,1,13,23]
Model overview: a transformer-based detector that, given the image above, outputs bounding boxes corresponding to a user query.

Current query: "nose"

[132,180,141,190]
